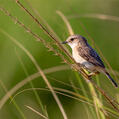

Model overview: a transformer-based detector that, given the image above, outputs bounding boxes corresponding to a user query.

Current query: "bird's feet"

[88,72,99,78]
[71,63,85,71]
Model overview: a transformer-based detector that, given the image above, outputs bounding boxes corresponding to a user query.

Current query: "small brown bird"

[62,35,118,87]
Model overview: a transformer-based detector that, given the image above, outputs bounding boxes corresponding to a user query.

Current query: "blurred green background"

[0,0,119,119]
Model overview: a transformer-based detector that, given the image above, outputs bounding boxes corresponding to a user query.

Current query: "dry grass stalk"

[68,14,119,22]
[0,30,68,119]
[0,65,69,109]
[25,105,48,119]
[11,87,119,118]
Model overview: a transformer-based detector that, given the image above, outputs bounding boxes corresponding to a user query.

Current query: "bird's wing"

[78,45,105,68]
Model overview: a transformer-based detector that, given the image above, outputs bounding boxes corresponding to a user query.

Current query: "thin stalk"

[0,30,68,119]
[11,87,119,118]
[25,105,48,119]
[15,49,48,116]
[0,80,26,119]
[57,10,107,119]
[0,64,69,109]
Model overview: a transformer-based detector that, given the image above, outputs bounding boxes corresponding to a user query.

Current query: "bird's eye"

[71,38,74,41]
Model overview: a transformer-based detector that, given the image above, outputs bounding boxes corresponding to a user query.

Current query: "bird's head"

[62,35,87,48]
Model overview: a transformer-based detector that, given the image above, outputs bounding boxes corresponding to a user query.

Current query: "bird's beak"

[62,41,68,44]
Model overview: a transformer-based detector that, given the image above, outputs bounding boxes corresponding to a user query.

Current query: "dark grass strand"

[16,0,73,62]
[0,6,71,67]
[16,0,91,79]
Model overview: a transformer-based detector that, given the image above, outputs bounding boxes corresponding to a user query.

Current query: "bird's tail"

[105,72,118,88]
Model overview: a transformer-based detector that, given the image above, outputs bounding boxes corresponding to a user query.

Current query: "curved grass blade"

[0,30,68,119]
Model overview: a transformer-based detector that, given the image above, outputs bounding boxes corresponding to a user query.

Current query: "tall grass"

[0,0,119,119]
[0,29,67,119]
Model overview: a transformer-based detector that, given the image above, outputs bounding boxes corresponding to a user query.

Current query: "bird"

[62,34,118,87]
